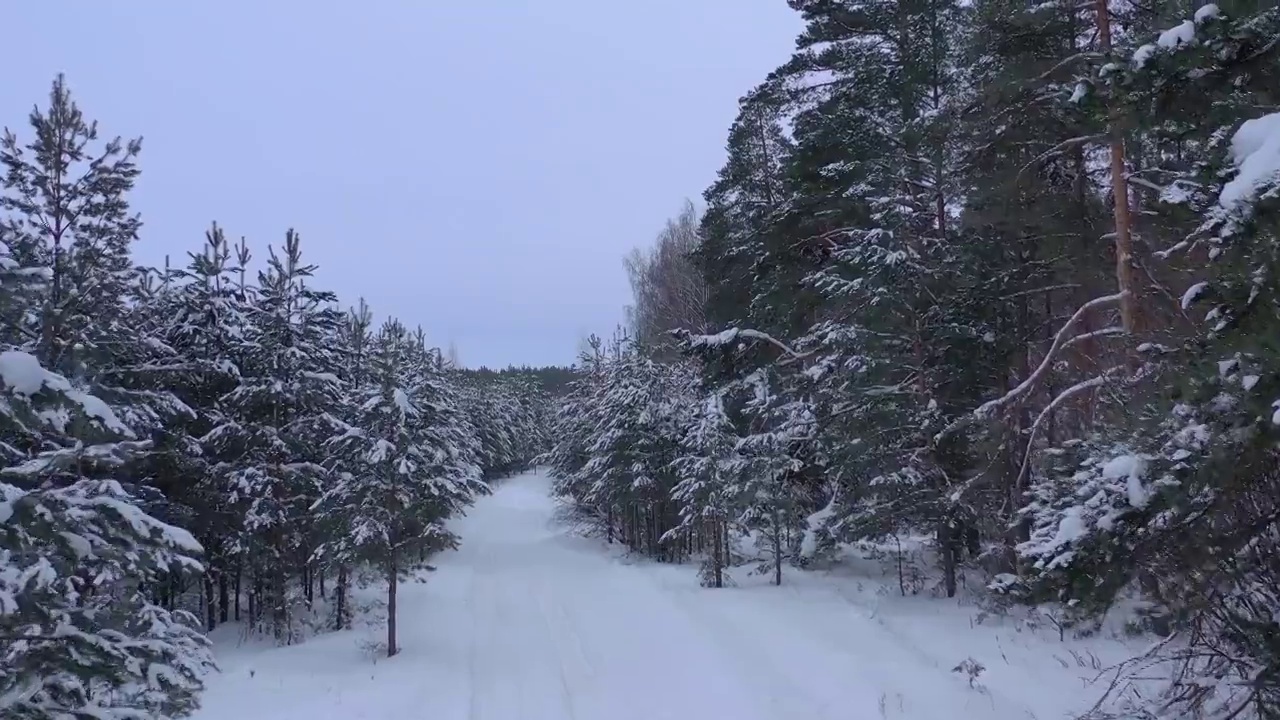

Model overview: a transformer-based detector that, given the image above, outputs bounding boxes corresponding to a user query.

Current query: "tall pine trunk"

[335,565,349,631]
[219,571,230,624]
[771,503,783,587]
[387,552,399,657]
[939,520,958,598]
[722,520,732,569]
[204,571,216,631]
[712,517,724,589]
[1094,0,1139,335]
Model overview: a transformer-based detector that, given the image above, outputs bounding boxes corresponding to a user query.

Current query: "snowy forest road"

[194,471,1047,720]
[435,471,1024,720]
[455,474,784,720]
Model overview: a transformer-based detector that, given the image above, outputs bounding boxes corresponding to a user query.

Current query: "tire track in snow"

[465,557,488,720]
[450,474,1037,720]
[521,545,777,720]
[653,578,869,720]
[668,573,1036,720]
[531,572,581,720]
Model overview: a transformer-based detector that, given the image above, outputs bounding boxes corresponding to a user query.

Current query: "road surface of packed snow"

[194,470,1135,720]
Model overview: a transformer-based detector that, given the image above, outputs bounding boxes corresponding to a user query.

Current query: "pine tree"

[318,298,375,631]
[203,230,343,642]
[550,334,695,560]
[732,367,818,586]
[314,319,484,657]
[0,234,213,719]
[159,224,253,630]
[1007,7,1280,717]
[544,334,610,524]
[666,390,744,587]
[0,74,142,379]
[452,369,550,480]
[401,326,486,522]
[0,76,216,719]
[697,92,793,333]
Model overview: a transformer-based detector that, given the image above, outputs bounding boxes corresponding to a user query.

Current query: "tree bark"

[722,520,732,569]
[712,517,724,589]
[204,571,216,631]
[248,571,257,626]
[219,571,230,624]
[335,565,349,632]
[940,520,958,598]
[772,503,783,587]
[387,553,399,658]
[1095,0,1139,334]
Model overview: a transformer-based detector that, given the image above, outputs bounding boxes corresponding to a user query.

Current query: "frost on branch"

[676,327,812,363]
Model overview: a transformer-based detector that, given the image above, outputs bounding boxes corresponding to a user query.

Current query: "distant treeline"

[458,365,578,397]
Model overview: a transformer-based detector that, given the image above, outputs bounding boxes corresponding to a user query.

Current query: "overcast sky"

[5,2,801,368]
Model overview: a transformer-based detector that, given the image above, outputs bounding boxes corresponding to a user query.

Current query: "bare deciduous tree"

[624,200,710,358]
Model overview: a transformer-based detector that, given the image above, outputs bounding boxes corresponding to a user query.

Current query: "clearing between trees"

[192,470,1138,720]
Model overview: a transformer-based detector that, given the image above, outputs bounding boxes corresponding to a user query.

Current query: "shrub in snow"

[951,657,985,688]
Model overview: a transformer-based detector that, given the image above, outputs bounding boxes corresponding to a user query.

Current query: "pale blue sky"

[5,2,800,368]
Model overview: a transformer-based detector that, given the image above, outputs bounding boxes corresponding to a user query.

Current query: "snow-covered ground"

[193,470,1144,720]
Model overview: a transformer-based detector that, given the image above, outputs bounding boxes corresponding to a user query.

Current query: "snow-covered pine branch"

[974,292,1127,420]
